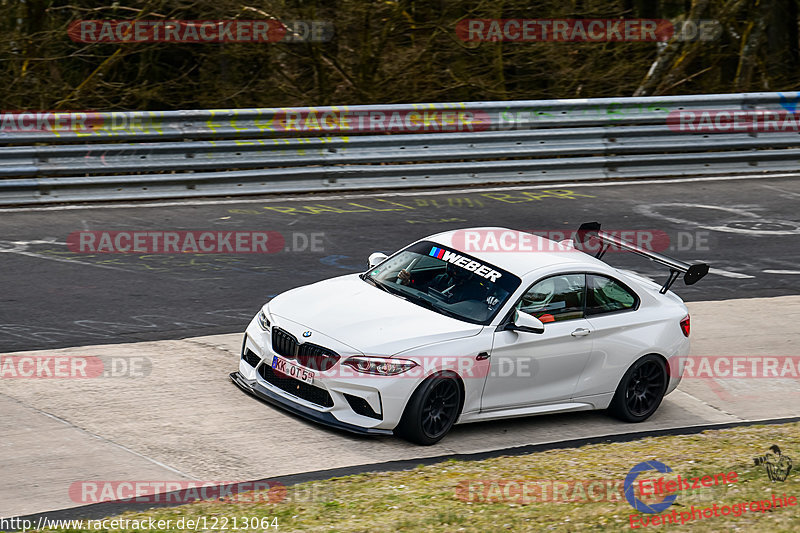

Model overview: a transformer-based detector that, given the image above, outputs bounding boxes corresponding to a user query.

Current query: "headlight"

[257,308,270,331]
[343,356,417,376]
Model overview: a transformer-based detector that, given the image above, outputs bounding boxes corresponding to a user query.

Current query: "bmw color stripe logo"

[302,331,312,337]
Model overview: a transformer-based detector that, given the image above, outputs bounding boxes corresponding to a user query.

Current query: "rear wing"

[576,222,709,294]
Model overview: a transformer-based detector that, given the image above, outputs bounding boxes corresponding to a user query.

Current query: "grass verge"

[37,422,800,532]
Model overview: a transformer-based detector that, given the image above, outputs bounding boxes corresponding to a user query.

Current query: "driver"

[399,263,488,302]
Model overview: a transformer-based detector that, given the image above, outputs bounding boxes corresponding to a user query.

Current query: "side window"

[517,274,585,323]
[586,275,637,316]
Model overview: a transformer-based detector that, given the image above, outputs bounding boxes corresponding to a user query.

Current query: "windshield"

[365,241,521,324]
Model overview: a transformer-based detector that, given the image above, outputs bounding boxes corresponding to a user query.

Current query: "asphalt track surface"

[1,175,800,523]
[1,174,799,353]
[2,295,799,520]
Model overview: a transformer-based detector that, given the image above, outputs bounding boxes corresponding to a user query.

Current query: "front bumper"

[234,315,422,434]
[230,371,392,435]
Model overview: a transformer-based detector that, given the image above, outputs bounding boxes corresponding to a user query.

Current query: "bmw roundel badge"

[302,331,312,337]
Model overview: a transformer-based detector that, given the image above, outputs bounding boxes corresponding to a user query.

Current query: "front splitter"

[229,371,393,436]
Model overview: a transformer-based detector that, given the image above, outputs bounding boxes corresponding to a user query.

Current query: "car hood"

[268,273,483,355]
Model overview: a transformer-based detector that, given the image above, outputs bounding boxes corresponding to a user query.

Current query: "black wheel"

[608,354,667,422]
[395,373,462,445]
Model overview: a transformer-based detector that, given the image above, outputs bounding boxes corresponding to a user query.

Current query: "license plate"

[271,355,314,385]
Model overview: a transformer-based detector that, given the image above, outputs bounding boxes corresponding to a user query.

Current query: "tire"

[608,354,667,423]
[395,373,462,445]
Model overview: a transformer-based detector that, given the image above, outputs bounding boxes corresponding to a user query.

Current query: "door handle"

[571,328,591,337]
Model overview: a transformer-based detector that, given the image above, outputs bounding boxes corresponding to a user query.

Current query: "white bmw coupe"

[231,222,708,444]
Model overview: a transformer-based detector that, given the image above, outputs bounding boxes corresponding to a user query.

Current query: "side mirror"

[368,252,388,269]
[505,311,545,334]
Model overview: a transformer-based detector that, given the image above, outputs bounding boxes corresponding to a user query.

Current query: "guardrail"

[1,92,799,205]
